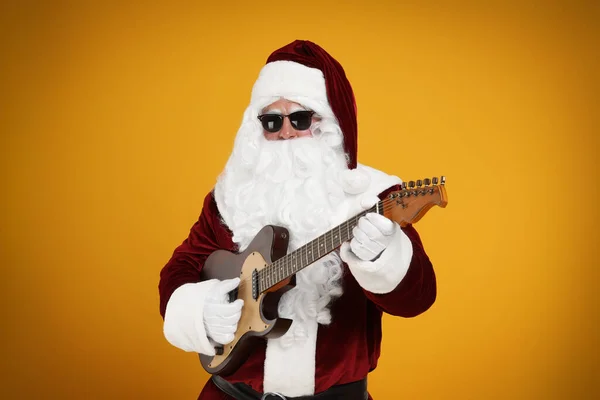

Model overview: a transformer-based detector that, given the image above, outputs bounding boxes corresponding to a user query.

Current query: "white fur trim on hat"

[251,61,327,105]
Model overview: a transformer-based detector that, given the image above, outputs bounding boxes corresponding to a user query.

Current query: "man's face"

[259,99,319,141]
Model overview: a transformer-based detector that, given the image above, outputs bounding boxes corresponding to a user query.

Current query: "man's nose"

[279,118,297,140]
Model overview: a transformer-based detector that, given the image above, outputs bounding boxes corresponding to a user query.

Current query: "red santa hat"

[250,40,358,170]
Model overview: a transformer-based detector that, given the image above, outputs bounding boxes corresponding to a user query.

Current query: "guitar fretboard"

[257,200,384,291]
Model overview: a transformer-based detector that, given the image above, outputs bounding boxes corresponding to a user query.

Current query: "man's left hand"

[350,213,397,261]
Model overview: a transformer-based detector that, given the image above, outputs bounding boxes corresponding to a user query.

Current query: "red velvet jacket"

[159,186,436,399]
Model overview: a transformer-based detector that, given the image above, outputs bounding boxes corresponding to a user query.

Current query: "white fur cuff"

[163,279,219,356]
[340,225,413,294]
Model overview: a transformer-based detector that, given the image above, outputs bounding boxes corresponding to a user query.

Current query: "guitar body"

[198,225,294,376]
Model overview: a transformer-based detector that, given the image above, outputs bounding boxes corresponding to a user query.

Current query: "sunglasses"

[257,111,315,133]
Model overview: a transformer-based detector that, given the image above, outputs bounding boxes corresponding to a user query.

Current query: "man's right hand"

[203,277,244,345]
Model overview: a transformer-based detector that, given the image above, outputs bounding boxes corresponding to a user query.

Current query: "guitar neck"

[258,202,382,291]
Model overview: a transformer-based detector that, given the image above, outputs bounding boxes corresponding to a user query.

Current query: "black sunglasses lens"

[289,111,313,130]
[259,115,283,133]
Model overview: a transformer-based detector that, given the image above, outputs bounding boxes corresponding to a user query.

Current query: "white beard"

[214,133,349,337]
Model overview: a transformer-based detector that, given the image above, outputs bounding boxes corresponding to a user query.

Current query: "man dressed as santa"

[159,40,437,400]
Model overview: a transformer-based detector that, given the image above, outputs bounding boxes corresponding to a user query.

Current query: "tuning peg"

[401,182,407,190]
[441,176,446,185]
[416,180,422,187]
[424,178,431,186]
[408,181,415,188]
[432,177,439,185]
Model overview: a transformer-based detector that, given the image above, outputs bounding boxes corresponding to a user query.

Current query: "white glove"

[203,277,244,345]
[350,213,397,261]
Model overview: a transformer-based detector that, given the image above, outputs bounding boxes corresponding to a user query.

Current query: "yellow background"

[1,1,598,399]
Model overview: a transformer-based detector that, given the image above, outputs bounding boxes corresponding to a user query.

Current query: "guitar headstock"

[383,176,448,227]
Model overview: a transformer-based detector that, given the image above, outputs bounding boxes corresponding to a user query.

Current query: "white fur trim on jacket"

[163,280,219,356]
[338,164,402,223]
[340,225,413,294]
[264,318,318,396]
[251,61,327,106]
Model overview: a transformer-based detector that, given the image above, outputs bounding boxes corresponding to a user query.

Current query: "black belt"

[211,375,368,400]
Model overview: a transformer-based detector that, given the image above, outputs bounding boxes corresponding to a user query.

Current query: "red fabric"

[266,40,358,169]
[158,186,436,399]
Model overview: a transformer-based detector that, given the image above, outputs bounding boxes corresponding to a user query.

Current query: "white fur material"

[251,61,327,106]
[340,163,402,220]
[163,280,219,356]
[263,253,342,396]
[264,317,318,396]
[339,168,371,195]
[340,226,413,294]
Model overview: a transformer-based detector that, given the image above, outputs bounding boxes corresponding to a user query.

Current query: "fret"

[317,236,321,258]
[270,263,274,285]
[280,260,285,282]
[347,223,350,242]
[304,244,308,267]
[279,260,283,281]
[279,261,283,282]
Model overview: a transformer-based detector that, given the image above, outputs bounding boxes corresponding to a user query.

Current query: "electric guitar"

[199,176,448,375]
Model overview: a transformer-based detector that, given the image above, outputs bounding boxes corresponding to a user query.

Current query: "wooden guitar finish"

[198,176,448,376]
